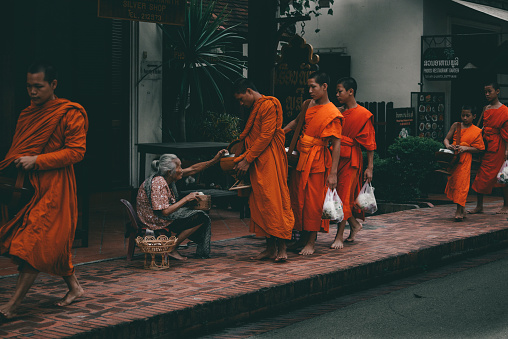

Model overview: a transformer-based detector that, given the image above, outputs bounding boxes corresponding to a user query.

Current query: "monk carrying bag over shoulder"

[435,122,461,175]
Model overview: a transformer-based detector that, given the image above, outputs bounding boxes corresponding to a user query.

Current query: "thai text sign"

[98,0,185,26]
[423,47,459,80]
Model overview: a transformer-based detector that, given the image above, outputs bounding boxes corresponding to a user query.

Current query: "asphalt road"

[245,251,508,339]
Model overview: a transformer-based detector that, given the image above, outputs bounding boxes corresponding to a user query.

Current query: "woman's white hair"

[151,154,179,177]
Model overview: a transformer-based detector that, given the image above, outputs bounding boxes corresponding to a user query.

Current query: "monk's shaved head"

[233,78,258,94]
[28,61,58,84]
[484,81,499,90]
[309,72,329,86]
[337,77,358,96]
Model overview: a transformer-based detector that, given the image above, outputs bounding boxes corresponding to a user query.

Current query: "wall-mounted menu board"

[411,92,446,141]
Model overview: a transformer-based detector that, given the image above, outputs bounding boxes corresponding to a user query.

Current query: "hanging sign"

[98,0,185,26]
[422,47,459,80]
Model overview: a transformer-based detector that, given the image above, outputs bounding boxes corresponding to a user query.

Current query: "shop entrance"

[450,25,498,123]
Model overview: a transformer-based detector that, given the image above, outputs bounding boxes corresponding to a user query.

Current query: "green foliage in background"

[159,0,245,141]
[200,111,241,142]
[371,137,443,202]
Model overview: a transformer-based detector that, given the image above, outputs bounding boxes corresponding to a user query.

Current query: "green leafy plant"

[372,137,442,202]
[159,0,246,141]
[200,111,241,142]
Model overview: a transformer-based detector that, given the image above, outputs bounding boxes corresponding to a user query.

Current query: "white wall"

[130,22,164,187]
[303,0,424,107]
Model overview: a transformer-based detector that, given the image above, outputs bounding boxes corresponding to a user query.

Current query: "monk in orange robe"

[331,77,376,250]
[233,78,294,262]
[470,82,508,214]
[0,62,88,321]
[284,72,343,255]
[444,106,485,221]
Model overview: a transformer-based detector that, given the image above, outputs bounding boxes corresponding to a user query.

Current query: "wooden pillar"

[248,0,278,95]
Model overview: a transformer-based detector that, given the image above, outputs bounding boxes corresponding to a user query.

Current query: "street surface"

[206,249,508,339]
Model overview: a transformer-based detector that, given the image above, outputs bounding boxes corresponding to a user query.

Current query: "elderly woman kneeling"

[137,150,226,260]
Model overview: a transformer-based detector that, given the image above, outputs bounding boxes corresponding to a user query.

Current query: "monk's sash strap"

[295,133,328,171]
[484,127,500,136]
[340,135,362,168]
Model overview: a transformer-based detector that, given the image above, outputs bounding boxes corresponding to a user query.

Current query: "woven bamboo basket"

[135,235,178,270]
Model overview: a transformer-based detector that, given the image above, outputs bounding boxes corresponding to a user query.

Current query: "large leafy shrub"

[371,137,442,202]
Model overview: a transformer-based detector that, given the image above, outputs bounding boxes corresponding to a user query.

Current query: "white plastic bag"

[322,188,344,222]
[356,181,378,214]
[497,160,508,184]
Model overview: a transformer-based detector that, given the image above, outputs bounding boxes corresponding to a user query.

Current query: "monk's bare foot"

[274,252,287,262]
[168,250,187,261]
[496,206,508,214]
[0,308,16,321]
[299,244,315,255]
[274,240,288,262]
[251,249,276,260]
[346,222,362,242]
[330,238,344,249]
[467,207,483,214]
[55,286,84,307]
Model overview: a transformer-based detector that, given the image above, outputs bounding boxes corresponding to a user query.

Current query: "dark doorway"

[318,54,351,105]
[1,1,131,191]
[450,25,498,124]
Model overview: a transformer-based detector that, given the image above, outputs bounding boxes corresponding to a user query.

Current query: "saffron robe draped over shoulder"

[336,105,376,221]
[234,96,294,239]
[0,98,88,276]
[289,102,342,232]
[445,125,485,206]
[472,105,508,194]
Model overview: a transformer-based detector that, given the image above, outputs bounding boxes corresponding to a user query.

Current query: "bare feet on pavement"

[55,286,84,307]
[496,206,508,214]
[346,222,362,242]
[168,250,187,261]
[299,243,315,255]
[467,207,483,214]
[330,238,344,249]
[251,249,276,260]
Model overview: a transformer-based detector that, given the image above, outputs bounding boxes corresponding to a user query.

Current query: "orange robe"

[336,105,376,221]
[289,102,343,232]
[445,125,485,206]
[234,96,294,239]
[472,105,508,194]
[0,98,88,276]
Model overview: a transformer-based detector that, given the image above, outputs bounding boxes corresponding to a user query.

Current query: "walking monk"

[331,77,376,249]
[444,106,485,221]
[284,72,343,255]
[469,81,508,214]
[233,78,294,262]
[0,62,87,322]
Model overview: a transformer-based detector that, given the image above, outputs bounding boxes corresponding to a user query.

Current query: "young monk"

[443,106,485,221]
[284,72,343,255]
[0,62,87,322]
[469,81,508,214]
[233,78,294,262]
[331,77,376,249]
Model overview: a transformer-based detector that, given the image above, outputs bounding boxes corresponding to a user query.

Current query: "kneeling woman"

[137,151,226,259]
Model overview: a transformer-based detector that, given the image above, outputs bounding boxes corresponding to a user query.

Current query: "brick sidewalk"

[0,197,507,338]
